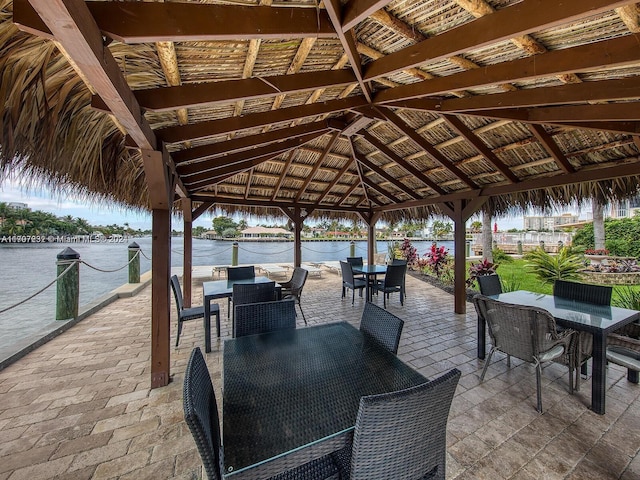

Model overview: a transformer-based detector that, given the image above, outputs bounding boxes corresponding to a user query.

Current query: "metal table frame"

[477,290,640,414]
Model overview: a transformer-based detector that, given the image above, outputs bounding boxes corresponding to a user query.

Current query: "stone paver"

[0,267,638,479]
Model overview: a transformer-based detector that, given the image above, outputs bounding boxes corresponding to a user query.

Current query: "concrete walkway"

[0,269,638,479]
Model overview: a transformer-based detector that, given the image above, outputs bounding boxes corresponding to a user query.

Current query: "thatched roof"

[2,0,640,223]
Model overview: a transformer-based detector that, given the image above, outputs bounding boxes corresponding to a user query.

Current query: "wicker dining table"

[480,290,640,415]
[221,322,427,479]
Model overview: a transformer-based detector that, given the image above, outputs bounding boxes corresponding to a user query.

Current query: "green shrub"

[613,286,640,310]
[499,274,522,293]
[523,246,583,285]
[492,248,513,263]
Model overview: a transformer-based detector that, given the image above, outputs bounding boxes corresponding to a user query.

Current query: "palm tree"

[592,197,605,251]
[470,221,482,233]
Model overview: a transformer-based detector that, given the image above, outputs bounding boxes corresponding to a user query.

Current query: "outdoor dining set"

[171,263,640,479]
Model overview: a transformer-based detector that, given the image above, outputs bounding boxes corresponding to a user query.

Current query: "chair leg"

[298,303,307,325]
[342,285,345,298]
[535,363,543,413]
[228,298,231,319]
[352,288,355,305]
[480,348,495,382]
[176,319,182,347]
[628,369,639,383]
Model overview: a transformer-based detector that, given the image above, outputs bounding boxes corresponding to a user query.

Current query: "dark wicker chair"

[371,263,406,308]
[332,368,461,480]
[184,347,339,480]
[473,294,576,412]
[233,298,297,338]
[553,279,613,390]
[390,259,408,298]
[607,321,640,384]
[232,281,276,324]
[477,274,502,296]
[171,275,219,347]
[340,261,366,305]
[346,256,365,281]
[359,302,404,354]
[226,266,256,317]
[280,267,309,324]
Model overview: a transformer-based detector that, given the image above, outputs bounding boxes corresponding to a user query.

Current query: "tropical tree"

[431,220,453,240]
[212,216,237,237]
[524,246,583,284]
[470,220,482,233]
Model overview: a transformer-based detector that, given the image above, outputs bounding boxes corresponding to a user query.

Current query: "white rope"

[238,245,292,255]
[301,244,351,253]
[171,247,233,258]
[0,260,77,314]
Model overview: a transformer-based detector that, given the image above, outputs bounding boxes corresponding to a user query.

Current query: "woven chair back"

[227,265,255,281]
[340,261,356,285]
[349,368,461,480]
[233,299,296,337]
[383,263,406,289]
[170,275,184,312]
[232,282,276,307]
[473,295,560,363]
[347,256,364,267]
[289,267,309,297]
[360,302,404,354]
[553,279,612,306]
[183,347,222,480]
[477,274,502,296]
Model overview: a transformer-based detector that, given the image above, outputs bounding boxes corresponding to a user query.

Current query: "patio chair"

[226,265,256,317]
[371,263,407,308]
[332,368,461,480]
[607,321,640,384]
[280,267,309,324]
[473,294,576,412]
[183,347,339,480]
[477,274,502,296]
[340,261,366,305]
[391,258,408,298]
[171,275,219,348]
[232,281,276,324]
[233,299,296,338]
[359,302,404,354]
[553,279,613,390]
[347,256,365,281]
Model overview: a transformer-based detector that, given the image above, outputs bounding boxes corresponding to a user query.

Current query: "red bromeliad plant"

[466,259,498,287]
[399,238,419,268]
[424,244,449,277]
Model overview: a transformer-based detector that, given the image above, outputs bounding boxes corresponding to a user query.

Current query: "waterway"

[0,237,452,357]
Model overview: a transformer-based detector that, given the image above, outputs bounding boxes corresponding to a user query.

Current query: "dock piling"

[56,247,80,320]
[128,242,140,284]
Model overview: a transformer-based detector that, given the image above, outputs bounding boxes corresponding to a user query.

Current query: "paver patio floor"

[0,269,639,479]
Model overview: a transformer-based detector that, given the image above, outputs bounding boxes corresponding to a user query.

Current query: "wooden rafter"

[342,0,394,31]
[360,131,447,195]
[178,132,329,178]
[313,160,357,207]
[364,0,632,80]
[374,34,640,104]
[616,4,640,32]
[323,0,372,102]
[157,96,368,144]
[93,69,356,113]
[352,145,420,200]
[270,151,296,201]
[528,124,575,174]
[172,120,334,164]
[378,108,477,188]
[155,41,188,126]
[442,114,520,183]
[191,195,370,215]
[14,1,337,42]
[296,130,342,201]
[361,175,402,204]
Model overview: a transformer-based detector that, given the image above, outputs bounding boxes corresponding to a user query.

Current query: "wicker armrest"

[615,322,640,339]
[608,332,640,351]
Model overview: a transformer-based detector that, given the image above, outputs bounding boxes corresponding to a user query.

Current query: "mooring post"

[517,240,523,255]
[232,242,239,266]
[350,240,355,257]
[56,247,80,320]
[128,241,140,284]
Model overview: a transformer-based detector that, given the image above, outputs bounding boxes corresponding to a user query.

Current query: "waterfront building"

[523,213,579,231]
[240,226,293,239]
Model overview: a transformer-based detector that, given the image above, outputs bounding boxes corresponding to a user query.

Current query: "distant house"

[7,202,29,211]
[240,227,293,239]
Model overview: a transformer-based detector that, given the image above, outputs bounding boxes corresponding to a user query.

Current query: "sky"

[1,176,564,232]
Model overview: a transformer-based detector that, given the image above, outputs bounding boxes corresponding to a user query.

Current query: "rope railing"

[79,249,141,273]
[301,244,351,253]
[0,260,77,314]
[171,247,233,258]
[238,245,292,255]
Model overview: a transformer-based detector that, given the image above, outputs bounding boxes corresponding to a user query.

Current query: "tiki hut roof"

[2,0,640,223]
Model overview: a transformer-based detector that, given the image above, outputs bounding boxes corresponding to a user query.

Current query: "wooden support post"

[361,211,381,266]
[293,207,302,268]
[142,149,173,389]
[183,198,193,308]
[440,197,488,314]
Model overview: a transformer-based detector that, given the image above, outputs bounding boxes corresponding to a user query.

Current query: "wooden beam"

[178,131,329,177]
[271,151,296,201]
[364,0,632,80]
[406,76,640,113]
[616,4,640,32]
[442,114,520,183]
[528,124,575,173]
[378,107,477,188]
[352,145,421,200]
[182,198,193,308]
[374,35,640,104]
[157,96,368,144]
[14,1,337,42]
[24,0,156,150]
[192,202,212,221]
[312,160,356,206]
[142,150,172,209]
[185,153,283,190]
[324,0,372,102]
[172,121,333,164]
[342,0,394,31]
[360,131,447,195]
[296,130,341,201]
[93,69,356,113]
[361,175,402,204]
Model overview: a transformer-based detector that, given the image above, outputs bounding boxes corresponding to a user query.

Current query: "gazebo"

[2,0,639,387]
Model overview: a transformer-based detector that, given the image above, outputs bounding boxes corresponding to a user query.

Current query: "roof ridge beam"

[156,96,368,144]
[93,70,357,113]
[364,0,633,80]
[14,1,337,42]
[374,34,640,104]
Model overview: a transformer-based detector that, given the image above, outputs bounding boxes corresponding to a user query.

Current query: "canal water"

[0,237,452,358]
